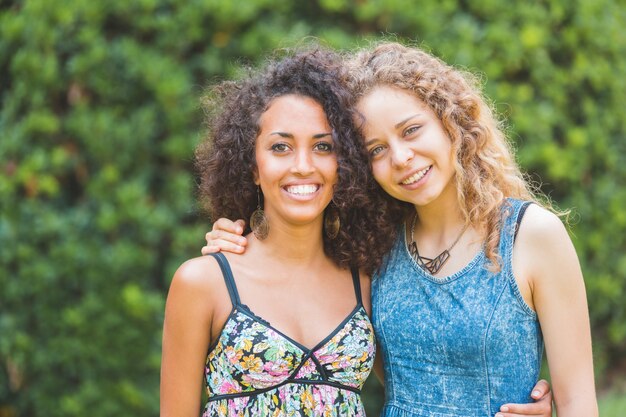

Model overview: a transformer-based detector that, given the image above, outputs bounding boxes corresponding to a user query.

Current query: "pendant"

[409,241,450,275]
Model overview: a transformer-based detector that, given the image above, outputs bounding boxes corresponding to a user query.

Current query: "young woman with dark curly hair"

[203,43,596,417]
[160,49,395,417]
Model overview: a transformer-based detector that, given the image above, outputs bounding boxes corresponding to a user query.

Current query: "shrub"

[1,0,623,415]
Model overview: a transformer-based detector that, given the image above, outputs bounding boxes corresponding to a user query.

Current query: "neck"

[248,218,328,269]
[413,185,465,238]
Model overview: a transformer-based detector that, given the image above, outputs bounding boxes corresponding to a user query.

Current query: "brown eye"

[369,145,385,157]
[314,142,333,152]
[271,143,289,152]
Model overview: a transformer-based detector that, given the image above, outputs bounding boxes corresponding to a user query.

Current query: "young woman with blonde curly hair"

[345,42,596,417]
[203,42,595,416]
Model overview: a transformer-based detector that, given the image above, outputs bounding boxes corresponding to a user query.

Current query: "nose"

[291,149,315,176]
[390,142,414,168]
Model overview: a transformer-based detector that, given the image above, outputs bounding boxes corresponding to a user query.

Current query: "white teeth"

[401,166,431,185]
[285,184,319,195]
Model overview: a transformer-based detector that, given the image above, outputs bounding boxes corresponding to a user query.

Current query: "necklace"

[408,213,468,275]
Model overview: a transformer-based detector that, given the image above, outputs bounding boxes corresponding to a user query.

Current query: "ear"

[253,168,260,185]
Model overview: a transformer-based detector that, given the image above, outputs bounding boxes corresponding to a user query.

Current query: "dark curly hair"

[195,47,401,275]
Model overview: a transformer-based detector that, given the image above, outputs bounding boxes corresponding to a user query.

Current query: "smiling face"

[254,94,338,229]
[356,85,456,208]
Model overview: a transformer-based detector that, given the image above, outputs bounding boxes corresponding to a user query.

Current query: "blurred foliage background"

[1,0,625,416]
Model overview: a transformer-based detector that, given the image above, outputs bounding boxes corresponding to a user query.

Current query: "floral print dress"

[203,253,375,417]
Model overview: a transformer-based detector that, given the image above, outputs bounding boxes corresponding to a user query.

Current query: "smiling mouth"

[284,184,320,195]
[401,166,432,185]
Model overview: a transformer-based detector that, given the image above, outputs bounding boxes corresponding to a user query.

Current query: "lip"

[398,165,432,188]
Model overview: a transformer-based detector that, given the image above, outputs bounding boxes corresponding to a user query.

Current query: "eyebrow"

[269,132,332,139]
[363,114,421,147]
[364,138,378,147]
[395,114,420,129]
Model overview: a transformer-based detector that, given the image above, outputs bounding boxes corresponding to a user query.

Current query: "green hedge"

[1,0,624,415]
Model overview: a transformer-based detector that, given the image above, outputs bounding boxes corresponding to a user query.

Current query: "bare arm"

[160,258,217,417]
[202,218,247,255]
[516,206,597,417]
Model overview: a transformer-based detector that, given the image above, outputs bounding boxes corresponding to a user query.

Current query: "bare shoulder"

[516,203,569,249]
[165,255,232,330]
[516,203,581,287]
[168,255,226,304]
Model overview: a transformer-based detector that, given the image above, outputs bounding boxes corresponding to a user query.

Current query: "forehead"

[357,85,428,114]
[259,94,330,132]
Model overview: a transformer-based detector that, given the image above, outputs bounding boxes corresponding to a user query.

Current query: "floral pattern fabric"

[203,295,375,416]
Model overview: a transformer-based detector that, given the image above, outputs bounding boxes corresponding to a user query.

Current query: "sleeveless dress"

[203,253,376,417]
[372,199,543,417]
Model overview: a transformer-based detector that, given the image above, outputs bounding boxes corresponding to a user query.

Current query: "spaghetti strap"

[350,267,363,306]
[513,201,532,243]
[208,253,241,306]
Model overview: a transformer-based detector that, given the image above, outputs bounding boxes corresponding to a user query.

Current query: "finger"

[497,400,551,416]
[201,245,221,255]
[206,230,248,248]
[234,219,246,233]
[530,379,551,400]
[496,413,544,417]
[203,239,246,255]
[212,218,244,234]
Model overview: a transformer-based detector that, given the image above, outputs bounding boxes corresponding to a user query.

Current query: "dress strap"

[350,267,363,306]
[208,253,241,306]
[513,201,533,243]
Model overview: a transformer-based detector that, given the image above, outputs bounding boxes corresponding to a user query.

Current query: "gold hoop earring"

[250,186,269,240]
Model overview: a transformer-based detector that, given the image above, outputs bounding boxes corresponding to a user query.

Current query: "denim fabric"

[372,199,543,417]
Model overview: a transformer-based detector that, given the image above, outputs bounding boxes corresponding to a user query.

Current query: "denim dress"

[372,199,543,417]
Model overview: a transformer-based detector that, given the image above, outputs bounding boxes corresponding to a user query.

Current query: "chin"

[397,190,441,207]
[283,210,326,225]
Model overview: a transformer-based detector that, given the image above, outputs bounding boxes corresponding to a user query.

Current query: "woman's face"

[355,85,456,208]
[254,94,338,228]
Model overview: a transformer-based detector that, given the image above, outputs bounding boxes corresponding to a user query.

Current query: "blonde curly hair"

[344,42,549,270]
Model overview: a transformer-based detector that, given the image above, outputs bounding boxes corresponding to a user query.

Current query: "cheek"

[327,160,339,185]
[371,160,392,188]
[254,157,280,187]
